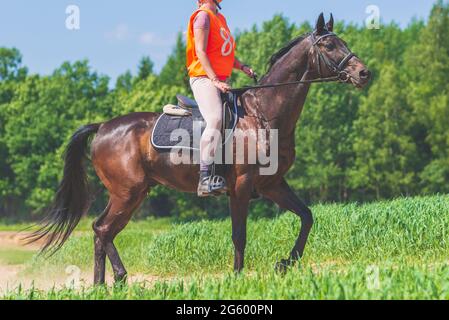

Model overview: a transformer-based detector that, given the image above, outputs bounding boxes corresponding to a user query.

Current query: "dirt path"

[0,232,162,293]
[0,231,43,249]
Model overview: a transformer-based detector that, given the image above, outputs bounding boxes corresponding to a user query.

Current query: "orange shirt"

[186,9,236,78]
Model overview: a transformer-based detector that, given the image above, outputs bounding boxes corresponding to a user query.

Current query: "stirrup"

[198,175,228,197]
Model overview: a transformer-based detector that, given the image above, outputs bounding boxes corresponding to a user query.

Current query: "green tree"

[159,32,189,89]
[404,0,449,193]
[115,70,133,93]
[350,64,417,199]
[0,47,28,82]
[136,56,154,82]
[114,74,187,115]
[0,48,28,216]
[2,61,110,212]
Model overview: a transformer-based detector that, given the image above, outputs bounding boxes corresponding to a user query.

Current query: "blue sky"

[0,0,435,83]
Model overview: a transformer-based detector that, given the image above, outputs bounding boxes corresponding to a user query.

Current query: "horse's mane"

[262,34,309,80]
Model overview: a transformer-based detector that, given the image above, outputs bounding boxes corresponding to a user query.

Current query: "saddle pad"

[152,109,205,150]
[152,97,240,151]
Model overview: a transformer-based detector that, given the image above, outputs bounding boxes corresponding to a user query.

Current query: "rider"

[187,0,256,197]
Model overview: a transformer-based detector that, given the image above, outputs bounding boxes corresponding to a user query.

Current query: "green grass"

[5,264,449,300]
[0,249,35,266]
[2,195,449,299]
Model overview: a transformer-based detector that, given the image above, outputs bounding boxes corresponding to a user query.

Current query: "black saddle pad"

[152,97,239,151]
[152,109,204,150]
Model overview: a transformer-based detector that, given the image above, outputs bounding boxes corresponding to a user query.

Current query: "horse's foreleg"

[229,175,252,272]
[262,178,314,272]
[230,198,249,272]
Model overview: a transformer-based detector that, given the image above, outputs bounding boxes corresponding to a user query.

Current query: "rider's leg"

[190,77,223,168]
[190,77,226,195]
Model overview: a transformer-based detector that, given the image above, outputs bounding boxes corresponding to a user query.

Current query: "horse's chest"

[277,152,295,177]
[277,137,296,170]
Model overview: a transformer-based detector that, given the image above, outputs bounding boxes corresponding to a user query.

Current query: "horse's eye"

[325,43,335,50]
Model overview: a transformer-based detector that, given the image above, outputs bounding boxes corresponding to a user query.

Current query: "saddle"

[152,93,240,151]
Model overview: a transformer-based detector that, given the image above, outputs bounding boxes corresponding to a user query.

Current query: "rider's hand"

[212,78,231,93]
[242,65,256,79]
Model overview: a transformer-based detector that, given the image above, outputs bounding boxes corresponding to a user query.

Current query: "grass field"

[1,194,449,300]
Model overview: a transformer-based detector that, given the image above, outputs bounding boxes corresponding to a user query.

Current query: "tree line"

[0,1,448,220]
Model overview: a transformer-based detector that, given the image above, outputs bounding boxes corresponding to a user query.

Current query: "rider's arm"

[194,27,219,81]
[233,58,244,70]
[234,58,255,78]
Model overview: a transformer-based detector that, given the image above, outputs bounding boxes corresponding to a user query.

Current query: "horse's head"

[308,13,371,88]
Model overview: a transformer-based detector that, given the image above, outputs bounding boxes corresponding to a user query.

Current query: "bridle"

[310,31,356,83]
[231,32,357,94]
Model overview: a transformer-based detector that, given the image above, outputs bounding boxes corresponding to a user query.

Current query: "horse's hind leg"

[93,200,112,285]
[93,190,148,284]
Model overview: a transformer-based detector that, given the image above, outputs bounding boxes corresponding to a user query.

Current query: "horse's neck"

[252,39,312,137]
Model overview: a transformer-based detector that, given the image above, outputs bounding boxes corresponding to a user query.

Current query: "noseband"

[311,32,356,82]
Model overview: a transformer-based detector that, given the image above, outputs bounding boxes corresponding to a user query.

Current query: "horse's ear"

[326,13,334,32]
[316,13,325,34]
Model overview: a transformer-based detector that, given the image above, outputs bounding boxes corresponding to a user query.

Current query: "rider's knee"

[208,115,222,131]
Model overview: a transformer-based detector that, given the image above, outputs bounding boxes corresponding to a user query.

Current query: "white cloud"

[138,32,174,47]
[105,23,129,41]
[139,32,156,45]
[105,24,174,47]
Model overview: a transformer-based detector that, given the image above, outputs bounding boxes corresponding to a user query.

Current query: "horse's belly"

[146,147,200,193]
[151,167,199,193]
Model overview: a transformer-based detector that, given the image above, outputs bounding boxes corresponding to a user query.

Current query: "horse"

[28,13,371,285]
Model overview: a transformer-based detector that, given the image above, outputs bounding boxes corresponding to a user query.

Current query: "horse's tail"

[26,123,101,254]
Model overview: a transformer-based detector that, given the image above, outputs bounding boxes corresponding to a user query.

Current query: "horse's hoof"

[275,259,291,274]
[93,281,107,288]
[114,273,128,286]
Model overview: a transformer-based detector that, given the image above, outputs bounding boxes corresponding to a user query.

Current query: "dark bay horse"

[29,14,371,285]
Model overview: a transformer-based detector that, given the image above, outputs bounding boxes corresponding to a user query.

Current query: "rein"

[230,75,340,94]
[231,32,356,95]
